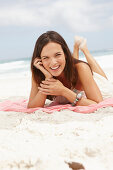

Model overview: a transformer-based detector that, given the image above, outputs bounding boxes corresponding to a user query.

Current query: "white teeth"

[51,66,59,70]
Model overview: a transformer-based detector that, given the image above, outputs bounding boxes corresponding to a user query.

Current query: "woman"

[27,31,111,108]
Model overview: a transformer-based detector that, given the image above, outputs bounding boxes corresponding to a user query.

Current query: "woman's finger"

[43,78,57,82]
[40,83,49,89]
[34,61,42,66]
[34,58,41,63]
[33,61,43,69]
[42,79,56,85]
[38,87,51,94]
[39,91,51,95]
[33,58,42,66]
[38,89,50,95]
[41,80,51,85]
[46,78,57,82]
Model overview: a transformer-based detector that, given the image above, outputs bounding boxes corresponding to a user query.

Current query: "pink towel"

[0,98,113,114]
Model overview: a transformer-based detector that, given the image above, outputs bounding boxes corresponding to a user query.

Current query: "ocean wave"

[0,51,113,76]
[0,60,30,72]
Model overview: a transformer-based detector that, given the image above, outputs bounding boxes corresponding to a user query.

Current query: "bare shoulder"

[75,62,91,75]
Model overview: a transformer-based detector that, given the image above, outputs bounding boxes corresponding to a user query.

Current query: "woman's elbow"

[95,96,103,103]
[27,102,32,109]
[27,101,35,109]
[27,101,44,108]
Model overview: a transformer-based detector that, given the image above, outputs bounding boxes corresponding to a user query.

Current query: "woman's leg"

[73,43,79,59]
[73,37,108,79]
[73,36,82,60]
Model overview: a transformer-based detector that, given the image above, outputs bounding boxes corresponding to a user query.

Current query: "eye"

[56,53,61,57]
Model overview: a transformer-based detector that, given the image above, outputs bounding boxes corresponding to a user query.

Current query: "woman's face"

[40,42,66,77]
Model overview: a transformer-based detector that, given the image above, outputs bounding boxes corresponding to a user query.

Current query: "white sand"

[0,69,113,170]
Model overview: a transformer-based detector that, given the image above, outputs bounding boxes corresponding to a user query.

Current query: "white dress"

[51,72,113,105]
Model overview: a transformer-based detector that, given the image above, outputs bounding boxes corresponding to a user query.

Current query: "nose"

[50,57,57,66]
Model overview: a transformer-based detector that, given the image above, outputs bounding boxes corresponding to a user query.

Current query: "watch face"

[77,93,82,99]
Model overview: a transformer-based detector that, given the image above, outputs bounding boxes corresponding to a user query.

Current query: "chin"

[49,67,64,77]
[52,72,63,78]
[51,73,60,77]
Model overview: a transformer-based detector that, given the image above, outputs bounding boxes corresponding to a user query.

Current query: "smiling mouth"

[50,65,60,70]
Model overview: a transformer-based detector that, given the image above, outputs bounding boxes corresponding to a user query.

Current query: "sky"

[0,0,113,60]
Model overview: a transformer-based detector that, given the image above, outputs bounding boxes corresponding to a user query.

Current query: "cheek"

[61,57,66,66]
[42,61,48,68]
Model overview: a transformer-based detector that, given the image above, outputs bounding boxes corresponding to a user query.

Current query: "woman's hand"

[33,58,52,79]
[38,78,66,96]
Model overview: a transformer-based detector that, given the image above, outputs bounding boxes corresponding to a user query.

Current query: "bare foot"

[74,36,83,47]
[79,38,87,52]
[73,36,84,59]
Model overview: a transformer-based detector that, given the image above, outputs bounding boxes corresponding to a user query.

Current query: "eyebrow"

[56,51,62,54]
[41,51,62,58]
[41,55,50,59]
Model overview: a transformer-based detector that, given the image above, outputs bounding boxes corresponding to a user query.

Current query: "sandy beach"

[0,68,113,170]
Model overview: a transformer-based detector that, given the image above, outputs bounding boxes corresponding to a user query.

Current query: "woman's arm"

[77,62,103,102]
[27,76,47,108]
[62,62,103,106]
[28,58,53,108]
[62,87,98,106]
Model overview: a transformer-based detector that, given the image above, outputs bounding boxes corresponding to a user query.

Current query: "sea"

[0,49,113,79]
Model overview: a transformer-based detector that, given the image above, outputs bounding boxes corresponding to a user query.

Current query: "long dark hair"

[31,31,90,99]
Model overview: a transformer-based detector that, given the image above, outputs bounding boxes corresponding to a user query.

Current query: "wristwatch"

[71,92,83,106]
